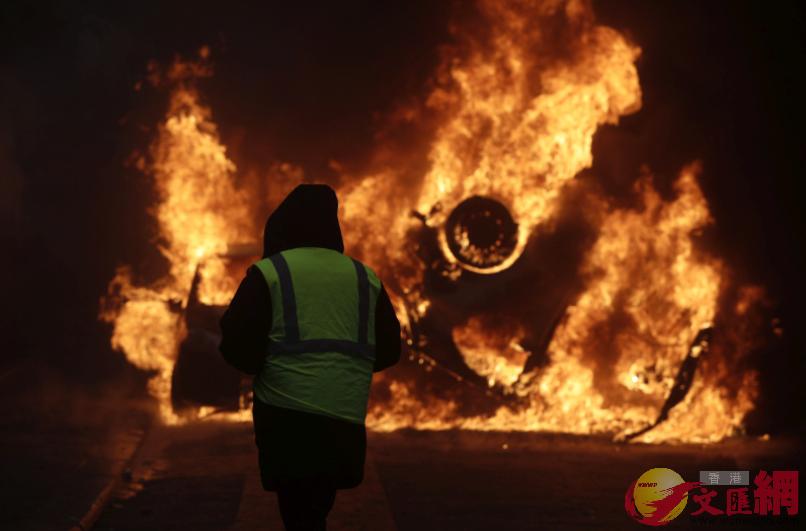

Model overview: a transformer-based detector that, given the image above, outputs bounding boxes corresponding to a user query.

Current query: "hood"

[262,184,345,257]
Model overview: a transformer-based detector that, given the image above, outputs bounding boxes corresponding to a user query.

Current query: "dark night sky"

[1,1,804,418]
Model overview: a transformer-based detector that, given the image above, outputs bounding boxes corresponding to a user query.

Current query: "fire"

[363,165,757,443]
[102,0,764,441]
[353,0,758,442]
[153,87,253,306]
[452,316,529,388]
[101,55,254,423]
[417,1,641,273]
[341,0,641,278]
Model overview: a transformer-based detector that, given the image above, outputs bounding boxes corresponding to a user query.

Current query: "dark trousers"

[252,400,366,491]
[276,480,337,531]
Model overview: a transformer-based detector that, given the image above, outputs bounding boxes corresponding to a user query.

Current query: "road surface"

[92,421,801,530]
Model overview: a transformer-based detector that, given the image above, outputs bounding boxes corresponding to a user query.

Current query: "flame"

[365,165,757,443]
[419,0,641,272]
[101,54,253,423]
[452,316,529,387]
[341,0,640,284]
[354,0,759,442]
[102,1,764,441]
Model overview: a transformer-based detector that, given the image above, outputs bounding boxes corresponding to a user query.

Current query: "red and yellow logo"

[624,468,701,526]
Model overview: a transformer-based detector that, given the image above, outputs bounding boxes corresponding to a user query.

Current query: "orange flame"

[102,1,763,441]
[363,164,757,443]
[101,54,254,423]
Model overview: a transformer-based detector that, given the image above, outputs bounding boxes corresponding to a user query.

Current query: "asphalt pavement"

[90,421,801,531]
[0,364,151,531]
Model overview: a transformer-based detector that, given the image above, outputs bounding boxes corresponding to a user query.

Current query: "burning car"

[104,0,762,442]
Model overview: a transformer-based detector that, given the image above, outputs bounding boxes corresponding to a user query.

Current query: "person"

[219,184,401,531]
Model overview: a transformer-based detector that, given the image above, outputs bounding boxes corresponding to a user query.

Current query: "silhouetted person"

[220,184,401,531]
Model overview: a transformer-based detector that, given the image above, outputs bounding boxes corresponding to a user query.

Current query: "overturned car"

[170,194,713,431]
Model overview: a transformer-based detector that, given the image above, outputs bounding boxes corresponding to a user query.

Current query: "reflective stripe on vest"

[252,247,380,424]
[253,248,378,360]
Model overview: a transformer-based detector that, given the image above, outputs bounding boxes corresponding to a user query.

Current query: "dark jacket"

[219,184,401,490]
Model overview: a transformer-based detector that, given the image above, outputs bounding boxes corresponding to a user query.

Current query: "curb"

[67,421,153,531]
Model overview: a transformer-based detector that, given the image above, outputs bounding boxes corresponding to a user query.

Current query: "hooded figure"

[261,184,345,258]
[220,184,401,531]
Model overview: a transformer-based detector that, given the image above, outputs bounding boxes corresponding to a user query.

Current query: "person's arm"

[373,286,401,372]
[219,266,272,375]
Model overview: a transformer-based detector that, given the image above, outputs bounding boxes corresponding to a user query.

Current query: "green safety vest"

[252,247,381,425]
